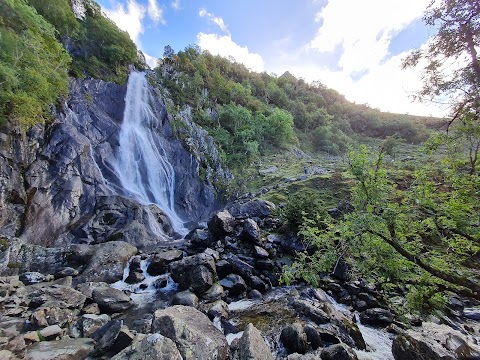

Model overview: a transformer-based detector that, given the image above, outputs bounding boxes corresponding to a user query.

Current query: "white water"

[114,72,187,236]
[111,256,178,306]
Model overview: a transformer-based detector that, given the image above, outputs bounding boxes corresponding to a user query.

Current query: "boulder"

[152,305,229,360]
[169,253,217,294]
[280,323,308,355]
[291,300,330,324]
[359,308,394,327]
[26,285,86,309]
[253,245,269,258]
[24,338,95,360]
[54,267,79,279]
[201,283,225,302]
[112,333,182,360]
[91,320,122,355]
[39,325,63,340]
[219,274,247,297]
[240,219,261,243]
[321,344,358,360]
[92,287,133,313]
[304,324,323,350]
[147,250,183,276]
[463,307,480,320]
[208,210,235,237]
[73,242,137,284]
[237,323,274,360]
[228,199,276,219]
[206,300,229,320]
[392,322,480,360]
[172,290,199,307]
[78,314,110,337]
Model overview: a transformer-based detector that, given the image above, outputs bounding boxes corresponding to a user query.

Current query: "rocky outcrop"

[152,305,229,360]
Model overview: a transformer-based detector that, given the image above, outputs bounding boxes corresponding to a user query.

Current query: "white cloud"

[171,0,181,10]
[102,0,146,44]
[199,8,230,35]
[147,0,166,25]
[143,52,158,68]
[310,0,430,75]
[197,33,265,73]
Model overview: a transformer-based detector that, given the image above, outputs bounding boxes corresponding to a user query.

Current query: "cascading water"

[114,71,187,236]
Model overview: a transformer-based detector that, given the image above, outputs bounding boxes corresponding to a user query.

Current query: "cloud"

[197,33,265,73]
[143,52,158,68]
[199,8,230,35]
[147,0,166,24]
[102,0,146,44]
[171,0,181,10]
[310,0,430,75]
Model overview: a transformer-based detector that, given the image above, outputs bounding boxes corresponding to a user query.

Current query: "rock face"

[392,322,480,360]
[0,73,226,275]
[153,305,229,360]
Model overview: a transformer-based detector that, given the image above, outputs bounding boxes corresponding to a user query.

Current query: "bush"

[282,189,327,232]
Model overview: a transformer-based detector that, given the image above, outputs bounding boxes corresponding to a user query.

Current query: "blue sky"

[97,0,444,116]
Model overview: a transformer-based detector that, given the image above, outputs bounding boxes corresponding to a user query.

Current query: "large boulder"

[236,323,274,360]
[321,344,358,360]
[72,241,137,284]
[26,284,86,309]
[152,305,229,360]
[208,210,235,237]
[169,252,217,294]
[280,323,308,355]
[392,322,480,360]
[92,287,133,313]
[240,219,261,243]
[147,250,183,276]
[228,199,276,219]
[112,334,182,360]
[24,338,95,360]
[219,274,247,297]
[359,308,394,327]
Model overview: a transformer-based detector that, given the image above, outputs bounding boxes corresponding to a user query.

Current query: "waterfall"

[114,71,187,236]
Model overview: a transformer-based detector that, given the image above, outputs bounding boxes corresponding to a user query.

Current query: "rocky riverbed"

[1,199,480,359]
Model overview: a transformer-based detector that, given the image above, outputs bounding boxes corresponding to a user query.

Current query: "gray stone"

[19,272,45,285]
[112,333,182,360]
[280,323,308,355]
[291,300,330,324]
[169,252,217,294]
[152,305,229,360]
[208,210,236,237]
[39,325,63,340]
[26,285,86,309]
[206,300,229,319]
[201,283,225,302]
[219,274,247,297]
[240,219,261,243]
[92,287,133,313]
[24,338,95,360]
[91,320,122,355]
[79,314,110,337]
[321,344,358,360]
[254,245,269,258]
[359,308,394,327]
[147,250,183,276]
[172,290,199,307]
[237,323,274,360]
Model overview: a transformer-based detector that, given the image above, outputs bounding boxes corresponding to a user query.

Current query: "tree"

[403,0,480,113]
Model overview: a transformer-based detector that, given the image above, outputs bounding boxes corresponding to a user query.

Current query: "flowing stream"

[114,71,187,236]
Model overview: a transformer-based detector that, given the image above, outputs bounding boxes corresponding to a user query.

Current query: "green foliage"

[282,189,327,231]
[0,0,71,126]
[27,0,140,83]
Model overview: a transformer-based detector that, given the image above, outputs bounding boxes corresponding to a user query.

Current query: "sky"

[96,0,445,117]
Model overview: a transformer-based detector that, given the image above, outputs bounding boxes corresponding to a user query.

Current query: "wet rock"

[237,323,274,360]
[248,289,263,300]
[358,292,379,308]
[125,271,145,284]
[206,300,229,319]
[112,326,135,354]
[73,242,137,284]
[202,283,225,302]
[24,338,95,360]
[92,287,133,314]
[249,276,267,293]
[172,290,199,308]
[19,272,46,285]
[291,299,330,324]
[280,323,308,354]
[240,219,261,243]
[112,333,182,360]
[219,274,247,297]
[226,254,254,279]
[392,322,480,360]
[208,210,235,237]
[147,250,183,276]
[169,253,217,295]
[0,350,20,360]
[359,308,394,327]
[332,258,350,281]
[321,344,358,360]
[463,307,480,320]
[304,324,323,350]
[153,305,229,360]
